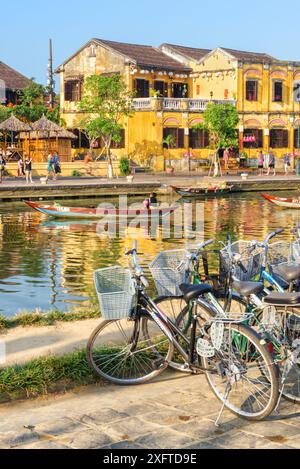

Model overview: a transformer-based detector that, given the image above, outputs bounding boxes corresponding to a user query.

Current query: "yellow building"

[56,39,300,170]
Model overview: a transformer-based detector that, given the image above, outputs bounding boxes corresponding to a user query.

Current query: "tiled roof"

[0,61,29,90]
[160,43,276,63]
[95,39,191,71]
[221,48,276,62]
[161,43,211,61]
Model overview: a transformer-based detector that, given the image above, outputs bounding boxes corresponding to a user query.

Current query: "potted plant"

[165,164,174,175]
[162,134,176,172]
[119,157,133,181]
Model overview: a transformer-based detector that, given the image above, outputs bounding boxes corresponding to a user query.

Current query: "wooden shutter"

[178,129,184,148]
[189,131,195,149]
[65,81,72,101]
[204,130,209,148]
[283,129,289,147]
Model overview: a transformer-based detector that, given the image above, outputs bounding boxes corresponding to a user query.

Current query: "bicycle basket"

[268,241,295,287]
[268,241,293,266]
[220,241,262,282]
[94,266,136,320]
[149,249,190,297]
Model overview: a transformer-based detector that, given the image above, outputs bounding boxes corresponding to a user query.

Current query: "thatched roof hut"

[0,114,32,132]
[19,127,77,162]
[31,115,62,132]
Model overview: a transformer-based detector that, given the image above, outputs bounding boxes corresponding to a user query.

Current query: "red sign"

[243,135,256,143]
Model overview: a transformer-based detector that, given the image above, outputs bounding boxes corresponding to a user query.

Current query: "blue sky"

[0,0,299,87]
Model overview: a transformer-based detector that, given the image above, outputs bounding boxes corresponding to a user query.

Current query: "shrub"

[119,157,131,176]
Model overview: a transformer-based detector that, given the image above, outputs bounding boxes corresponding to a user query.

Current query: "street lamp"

[297,125,300,175]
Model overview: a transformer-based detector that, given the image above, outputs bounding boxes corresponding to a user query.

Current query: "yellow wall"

[58,42,300,170]
[193,49,238,101]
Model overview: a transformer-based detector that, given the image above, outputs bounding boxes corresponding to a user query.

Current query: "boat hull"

[261,193,300,209]
[171,186,233,197]
[25,201,175,219]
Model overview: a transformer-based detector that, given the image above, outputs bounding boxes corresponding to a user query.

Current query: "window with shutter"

[163,128,185,148]
[243,129,263,148]
[246,80,258,101]
[135,79,150,98]
[295,129,300,148]
[64,80,82,102]
[189,129,209,148]
[154,81,165,97]
[270,129,289,148]
[273,81,283,102]
[172,83,188,98]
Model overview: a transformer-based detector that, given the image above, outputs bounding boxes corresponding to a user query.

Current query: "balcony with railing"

[132,97,236,112]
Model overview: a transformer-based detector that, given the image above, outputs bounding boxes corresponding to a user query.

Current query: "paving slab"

[0,373,299,449]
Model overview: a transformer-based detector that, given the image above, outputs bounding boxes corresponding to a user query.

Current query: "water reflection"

[0,193,300,317]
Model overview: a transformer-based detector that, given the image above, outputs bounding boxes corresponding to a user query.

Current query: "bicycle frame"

[135,284,219,372]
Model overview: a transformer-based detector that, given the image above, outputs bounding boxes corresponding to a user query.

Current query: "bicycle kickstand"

[215,382,231,427]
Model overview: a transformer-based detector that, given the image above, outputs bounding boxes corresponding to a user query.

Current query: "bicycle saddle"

[264,292,300,306]
[233,280,264,297]
[179,284,212,302]
[274,263,300,283]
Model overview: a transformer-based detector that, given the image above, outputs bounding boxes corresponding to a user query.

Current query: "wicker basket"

[94,266,136,320]
[220,241,262,282]
[149,250,189,297]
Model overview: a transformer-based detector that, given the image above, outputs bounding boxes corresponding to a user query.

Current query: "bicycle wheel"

[202,322,279,420]
[263,307,300,403]
[87,314,173,385]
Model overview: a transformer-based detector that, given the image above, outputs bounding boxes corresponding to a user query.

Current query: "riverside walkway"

[1,319,300,449]
[0,372,300,449]
[0,173,299,201]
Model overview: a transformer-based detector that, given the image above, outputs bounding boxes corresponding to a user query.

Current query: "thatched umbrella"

[0,114,32,159]
[31,115,63,160]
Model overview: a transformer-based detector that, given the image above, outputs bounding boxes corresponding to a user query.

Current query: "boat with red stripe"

[25,200,176,219]
[261,193,300,209]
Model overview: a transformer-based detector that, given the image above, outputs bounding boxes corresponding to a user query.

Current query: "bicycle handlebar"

[126,241,149,288]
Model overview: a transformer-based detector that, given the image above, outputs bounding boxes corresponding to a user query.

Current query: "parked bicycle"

[87,241,279,422]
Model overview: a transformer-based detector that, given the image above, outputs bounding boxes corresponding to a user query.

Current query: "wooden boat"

[25,201,176,219]
[261,193,300,209]
[171,185,234,197]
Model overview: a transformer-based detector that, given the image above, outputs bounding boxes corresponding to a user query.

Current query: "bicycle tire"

[87,316,173,385]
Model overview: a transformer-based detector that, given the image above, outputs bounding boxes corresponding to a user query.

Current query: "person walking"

[53,152,61,180]
[0,154,6,183]
[267,151,276,176]
[257,151,264,176]
[17,157,25,178]
[284,153,291,175]
[24,155,33,184]
[46,153,54,181]
[223,148,229,173]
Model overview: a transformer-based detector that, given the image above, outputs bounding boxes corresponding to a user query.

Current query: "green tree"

[197,102,239,154]
[0,79,60,124]
[78,74,135,177]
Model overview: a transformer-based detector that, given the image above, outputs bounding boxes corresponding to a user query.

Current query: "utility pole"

[47,39,55,108]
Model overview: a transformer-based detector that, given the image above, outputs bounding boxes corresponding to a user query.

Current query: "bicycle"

[87,241,279,422]
[218,234,300,404]
[151,234,300,405]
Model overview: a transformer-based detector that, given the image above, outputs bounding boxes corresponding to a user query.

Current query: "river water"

[0,192,299,317]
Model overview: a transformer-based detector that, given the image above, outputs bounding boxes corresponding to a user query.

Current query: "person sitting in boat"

[143,193,158,210]
[149,193,158,208]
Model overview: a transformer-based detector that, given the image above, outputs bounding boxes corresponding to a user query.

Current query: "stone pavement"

[0,372,300,449]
